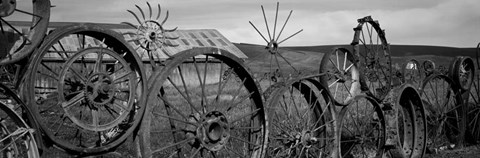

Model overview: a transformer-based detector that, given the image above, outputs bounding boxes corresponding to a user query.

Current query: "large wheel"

[402,59,423,86]
[0,0,50,65]
[465,43,480,143]
[265,76,336,157]
[351,16,392,101]
[336,95,386,158]
[419,74,465,151]
[25,23,147,156]
[140,47,267,158]
[319,47,361,106]
[0,83,39,158]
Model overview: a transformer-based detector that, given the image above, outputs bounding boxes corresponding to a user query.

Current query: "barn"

[2,21,248,77]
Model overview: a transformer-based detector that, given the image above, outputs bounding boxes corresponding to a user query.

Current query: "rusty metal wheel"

[422,60,436,77]
[465,43,480,143]
[140,47,266,157]
[25,23,147,156]
[351,16,392,101]
[0,83,40,158]
[402,59,423,86]
[265,76,336,157]
[449,56,474,92]
[385,84,427,158]
[319,47,361,106]
[419,74,465,151]
[336,95,386,158]
[0,0,50,65]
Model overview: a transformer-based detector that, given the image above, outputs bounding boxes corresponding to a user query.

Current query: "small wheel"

[0,0,50,65]
[419,74,465,151]
[449,56,474,91]
[351,16,392,101]
[402,59,423,85]
[140,47,267,158]
[265,76,336,157]
[337,95,386,157]
[0,84,39,158]
[422,60,436,77]
[319,48,361,106]
[25,23,147,156]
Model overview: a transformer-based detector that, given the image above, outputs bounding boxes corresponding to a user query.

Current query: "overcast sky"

[22,0,480,47]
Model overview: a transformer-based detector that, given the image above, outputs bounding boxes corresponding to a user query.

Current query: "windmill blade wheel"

[140,47,267,158]
[25,23,147,156]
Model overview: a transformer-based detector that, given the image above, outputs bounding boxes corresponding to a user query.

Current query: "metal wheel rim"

[419,74,465,150]
[337,95,386,158]
[0,0,50,65]
[26,23,147,155]
[351,16,392,101]
[265,77,336,157]
[402,59,423,86]
[140,47,267,158]
[319,47,360,106]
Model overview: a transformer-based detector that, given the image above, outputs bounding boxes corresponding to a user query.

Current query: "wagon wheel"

[0,0,50,65]
[419,74,465,151]
[25,23,147,156]
[140,47,267,157]
[265,77,336,157]
[422,60,436,77]
[319,47,361,106]
[449,56,474,92]
[336,95,386,157]
[351,16,392,101]
[0,83,40,158]
[402,59,423,86]
[466,43,480,143]
[249,2,303,88]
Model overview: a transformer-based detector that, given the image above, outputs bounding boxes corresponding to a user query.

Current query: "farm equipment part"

[139,47,267,157]
[264,75,337,157]
[1,0,149,156]
[401,59,423,86]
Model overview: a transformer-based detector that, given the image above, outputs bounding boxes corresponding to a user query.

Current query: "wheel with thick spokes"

[140,47,267,158]
[351,16,392,101]
[0,0,50,65]
[336,95,386,158]
[265,76,336,157]
[25,23,147,156]
[319,47,360,106]
[419,74,465,151]
[0,83,39,158]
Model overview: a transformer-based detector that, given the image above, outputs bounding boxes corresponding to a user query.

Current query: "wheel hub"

[85,72,114,107]
[197,111,230,151]
[0,0,15,17]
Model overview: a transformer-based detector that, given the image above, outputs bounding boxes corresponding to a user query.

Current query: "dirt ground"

[424,145,480,158]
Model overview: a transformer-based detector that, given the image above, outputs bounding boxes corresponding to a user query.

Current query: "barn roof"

[5,21,247,60]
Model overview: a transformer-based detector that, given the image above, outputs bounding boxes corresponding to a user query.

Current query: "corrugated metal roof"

[116,28,247,60]
[5,21,247,60]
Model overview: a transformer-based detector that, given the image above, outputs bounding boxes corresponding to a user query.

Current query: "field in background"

[235,43,473,77]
